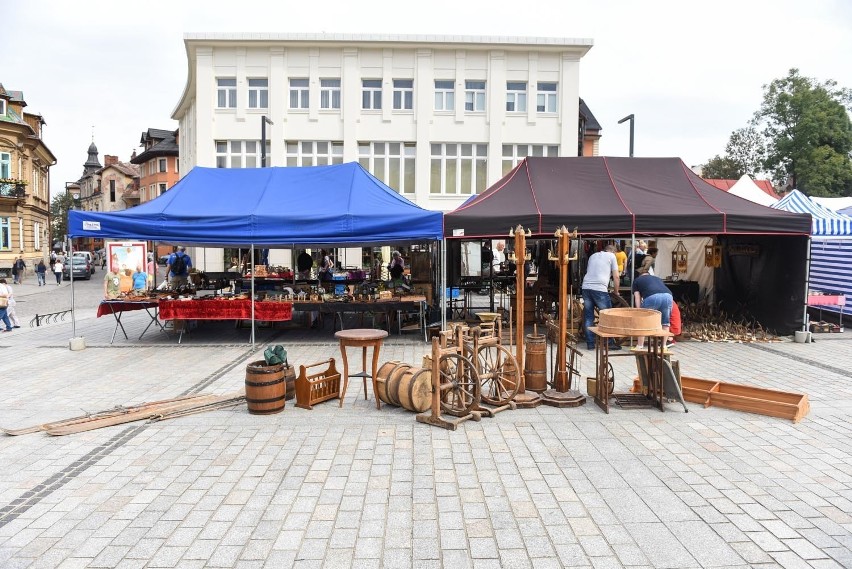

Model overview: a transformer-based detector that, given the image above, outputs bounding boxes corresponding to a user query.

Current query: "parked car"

[72,251,96,274]
[63,257,92,280]
[158,255,170,266]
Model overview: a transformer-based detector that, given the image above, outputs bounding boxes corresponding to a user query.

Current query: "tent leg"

[441,240,446,331]
[802,237,812,332]
[251,245,255,350]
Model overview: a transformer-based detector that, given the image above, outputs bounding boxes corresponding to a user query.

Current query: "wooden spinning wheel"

[438,352,481,417]
[475,343,520,406]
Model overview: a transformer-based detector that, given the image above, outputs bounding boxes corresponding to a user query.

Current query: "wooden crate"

[681,376,809,422]
[295,359,341,410]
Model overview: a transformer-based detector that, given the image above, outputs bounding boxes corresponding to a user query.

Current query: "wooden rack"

[295,359,342,410]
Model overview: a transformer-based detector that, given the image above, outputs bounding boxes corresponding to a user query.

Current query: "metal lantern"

[704,241,722,268]
[672,240,689,277]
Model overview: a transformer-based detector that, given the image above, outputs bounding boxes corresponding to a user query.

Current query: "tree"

[725,126,767,178]
[50,193,81,245]
[755,68,852,197]
[701,155,743,179]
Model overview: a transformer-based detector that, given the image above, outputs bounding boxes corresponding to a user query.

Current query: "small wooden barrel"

[524,333,547,392]
[390,368,433,412]
[376,361,410,406]
[597,308,662,336]
[283,364,296,401]
[245,360,286,414]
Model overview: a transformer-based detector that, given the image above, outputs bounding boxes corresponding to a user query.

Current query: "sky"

[3,0,851,199]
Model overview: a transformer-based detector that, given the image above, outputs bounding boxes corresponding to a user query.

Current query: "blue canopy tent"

[772,190,852,327]
[69,163,443,245]
[68,163,445,345]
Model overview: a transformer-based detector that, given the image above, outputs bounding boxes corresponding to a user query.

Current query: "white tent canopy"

[810,196,852,212]
[728,175,778,207]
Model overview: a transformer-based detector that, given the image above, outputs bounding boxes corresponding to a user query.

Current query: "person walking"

[0,284,13,332]
[36,259,47,286]
[14,257,26,284]
[581,244,622,351]
[0,279,20,328]
[53,259,63,285]
[11,257,19,285]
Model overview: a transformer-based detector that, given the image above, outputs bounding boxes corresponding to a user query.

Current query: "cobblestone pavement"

[0,303,850,568]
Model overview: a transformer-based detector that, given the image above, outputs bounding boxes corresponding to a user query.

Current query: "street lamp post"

[618,114,635,157]
[261,116,274,167]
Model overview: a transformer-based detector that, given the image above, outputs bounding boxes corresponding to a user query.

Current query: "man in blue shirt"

[581,244,622,351]
[166,246,193,288]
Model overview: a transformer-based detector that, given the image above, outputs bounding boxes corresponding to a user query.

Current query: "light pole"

[618,114,635,157]
[261,116,274,167]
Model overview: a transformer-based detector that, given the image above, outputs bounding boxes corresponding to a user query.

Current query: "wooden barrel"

[376,361,410,406]
[245,360,286,414]
[524,333,547,392]
[283,364,296,401]
[390,368,433,412]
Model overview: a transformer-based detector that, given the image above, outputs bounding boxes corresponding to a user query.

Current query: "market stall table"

[97,300,164,344]
[291,300,425,335]
[158,299,293,343]
[334,329,389,409]
[807,292,846,329]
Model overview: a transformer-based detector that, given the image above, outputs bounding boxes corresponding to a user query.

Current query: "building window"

[158,158,167,173]
[0,218,10,250]
[18,218,23,250]
[285,141,344,167]
[393,79,413,110]
[506,82,527,113]
[0,100,5,116]
[216,77,237,108]
[159,183,167,196]
[502,144,559,174]
[34,221,40,250]
[320,79,341,110]
[0,152,9,178]
[109,179,116,202]
[358,142,416,194]
[289,78,309,109]
[465,81,486,112]
[248,78,269,109]
[362,79,382,110]
[537,82,558,113]
[149,185,155,199]
[430,143,487,195]
[215,140,269,168]
[434,80,455,112]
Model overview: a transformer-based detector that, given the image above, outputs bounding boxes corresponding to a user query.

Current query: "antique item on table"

[671,240,689,279]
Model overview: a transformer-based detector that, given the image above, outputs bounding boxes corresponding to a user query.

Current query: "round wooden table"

[334,329,389,409]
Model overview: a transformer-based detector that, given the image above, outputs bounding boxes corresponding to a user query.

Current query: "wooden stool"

[334,329,389,409]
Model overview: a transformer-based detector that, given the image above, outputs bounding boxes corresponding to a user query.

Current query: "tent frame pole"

[440,240,446,331]
[802,237,812,333]
[629,233,635,307]
[251,245,255,351]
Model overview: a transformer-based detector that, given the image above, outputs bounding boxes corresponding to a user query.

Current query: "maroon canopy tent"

[442,157,812,334]
[444,157,810,237]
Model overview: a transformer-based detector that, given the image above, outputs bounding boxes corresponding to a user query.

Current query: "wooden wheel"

[603,361,615,395]
[438,353,481,417]
[476,344,520,406]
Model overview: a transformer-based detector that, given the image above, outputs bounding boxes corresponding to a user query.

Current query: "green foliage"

[726,126,767,177]
[49,193,81,244]
[756,68,852,196]
[701,155,743,179]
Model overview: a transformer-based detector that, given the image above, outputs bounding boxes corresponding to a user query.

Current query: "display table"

[291,300,425,335]
[97,300,164,344]
[158,299,293,321]
[807,293,846,329]
[158,299,293,343]
[334,329,388,409]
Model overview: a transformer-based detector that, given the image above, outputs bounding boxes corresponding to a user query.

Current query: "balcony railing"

[0,180,27,199]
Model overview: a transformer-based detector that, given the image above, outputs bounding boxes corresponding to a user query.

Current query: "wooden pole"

[513,225,540,408]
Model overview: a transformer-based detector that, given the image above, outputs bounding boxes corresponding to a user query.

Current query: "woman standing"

[0,282,14,332]
[0,279,20,328]
[53,259,64,285]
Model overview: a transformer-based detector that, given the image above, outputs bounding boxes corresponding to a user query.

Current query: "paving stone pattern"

[0,291,850,568]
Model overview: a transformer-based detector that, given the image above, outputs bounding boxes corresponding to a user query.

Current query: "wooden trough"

[681,376,809,423]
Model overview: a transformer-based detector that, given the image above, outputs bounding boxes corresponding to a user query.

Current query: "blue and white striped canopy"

[772,190,852,238]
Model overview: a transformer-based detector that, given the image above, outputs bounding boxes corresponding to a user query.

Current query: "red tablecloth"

[97,300,159,318]
[158,299,293,321]
[807,294,846,306]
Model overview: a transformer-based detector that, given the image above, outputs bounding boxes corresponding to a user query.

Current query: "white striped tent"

[773,190,852,237]
[773,190,852,319]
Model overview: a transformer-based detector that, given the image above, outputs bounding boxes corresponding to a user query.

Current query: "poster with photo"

[106,242,148,292]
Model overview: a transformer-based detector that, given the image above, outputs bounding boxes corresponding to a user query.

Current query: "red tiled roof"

[703,178,780,199]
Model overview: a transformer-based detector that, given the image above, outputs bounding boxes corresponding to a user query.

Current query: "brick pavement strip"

[0,314,851,567]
